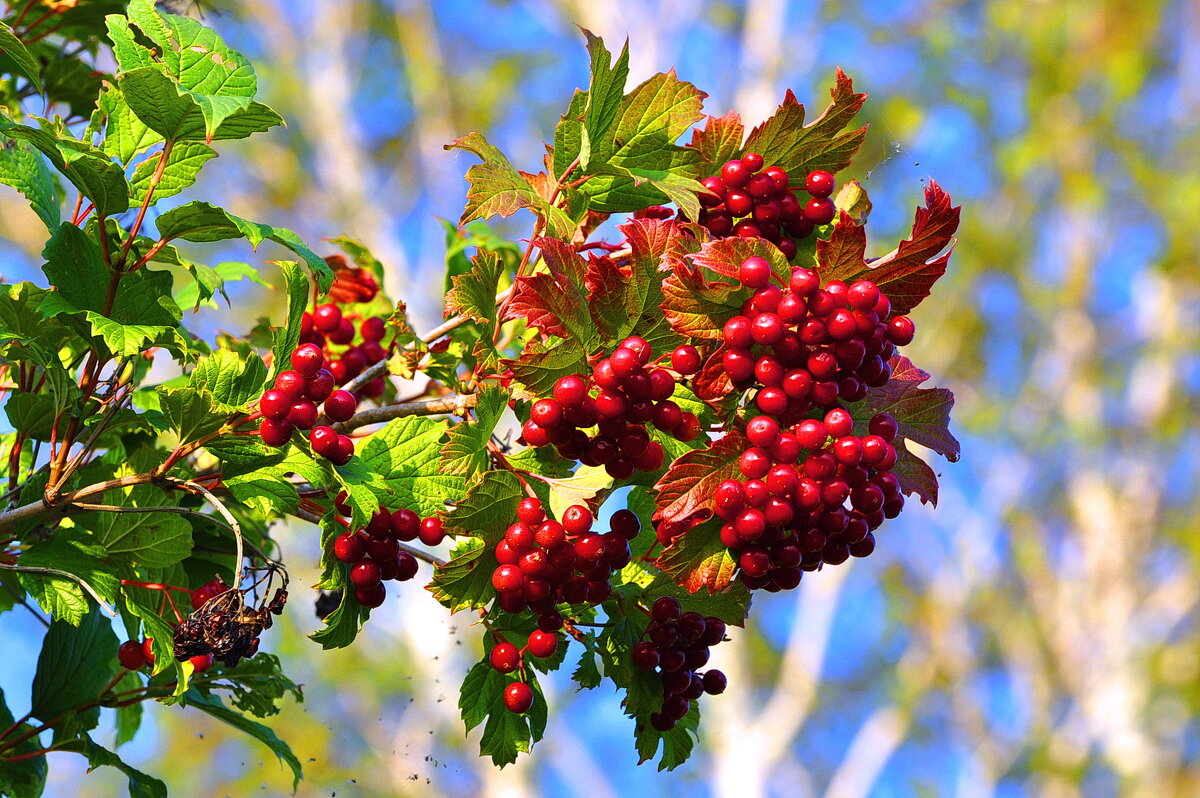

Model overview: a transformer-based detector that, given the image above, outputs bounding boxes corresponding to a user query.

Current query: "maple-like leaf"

[652,432,747,525]
[817,181,960,315]
[892,442,942,506]
[741,68,868,178]
[687,111,744,168]
[504,238,592,344]
[504,337,589,401]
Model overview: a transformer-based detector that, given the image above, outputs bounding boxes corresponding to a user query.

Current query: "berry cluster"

[721,258,914,420]
[632,596,727,732]
[299,302,389,399]
[331,492,445,608]
[488,627,561,715]
[520,337,700,480]
[258,343,359,464]
[696,153,838,260]
[491,498,636,617]
[716,407,903,591]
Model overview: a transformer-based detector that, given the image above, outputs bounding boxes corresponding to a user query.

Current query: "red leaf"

[504,238,592,343]
[660,258,741,341]
[690,344,734,407]
[652,432,747,524]
[654,518,739,594]
[687,235,792,285]
[688,111,744,168]
[892,442,940,506]
[818,181,960,315]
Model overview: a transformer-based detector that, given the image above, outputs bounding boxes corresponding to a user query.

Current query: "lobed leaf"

[0,139,61,231]
[654,518,740,594]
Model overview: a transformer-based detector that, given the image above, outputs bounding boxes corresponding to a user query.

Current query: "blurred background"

[2,0,1199,795]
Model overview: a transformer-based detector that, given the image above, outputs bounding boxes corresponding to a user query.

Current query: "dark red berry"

[334,532,366,563]
[324,389,358,422]
[354,583,386,608]
[286,400,318,429]
[702,669,728,695]
[803,197,836,225]
[306,369,335,402]
[651,595,681,621]
[360,316,386,342]
[309,425,339,457]
[632,641,660,670]
[260,418,292,447]
[503,682,534,714]
[419,517,445,546]
[350,560,382,589]
[118,640,147,670]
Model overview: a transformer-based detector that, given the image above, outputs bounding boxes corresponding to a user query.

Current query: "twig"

[165,478,243,587]
[338,392,478,432]
[0,563,116,617]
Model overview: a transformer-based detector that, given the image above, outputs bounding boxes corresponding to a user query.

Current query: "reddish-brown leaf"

[688,111,745,169]
[853,355,959,462]
[815,210,867,280]
[892,442,941,506]
[653,432,747,524]
[504,238,592,343]
[690,344,735,410]
[660,258,742,341]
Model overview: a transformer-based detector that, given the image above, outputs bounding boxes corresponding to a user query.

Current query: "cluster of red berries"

[720,257,914,420]
[490,498,635,617]
[115,578,229,673]
[331,492,445,608]
[632,596,727,732]
[299,303,388,399]
[258,343,359,464]
[696,154,838,260]
[488,627,562,715]
[519,337,700,480]
[715,408,903,590]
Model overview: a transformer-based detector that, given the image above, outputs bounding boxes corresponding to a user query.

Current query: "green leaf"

[653,431,745,526]
[579,31,630,164]
[459,660,544,767]
[113,671,144,748]
[203,654,302,719]
[687,111,744,168]
[183,691,302,789]
[0,122,130,216]
[94,84,162,165]
[40,223,108,313]
[642,568,750,625]
[157,385,227,443]
[268,261,308,380]
[445,249,503,330]
[130,141,215,204]
[0,20,43,92]
[18,530,121,626]
[53,735,166,798]
[742,69,868,178]
[505,337,589,402]
[571,634,603,690]
[356,416,467,519]
[427,470,525,612]
[153,201,332,292]
[116,67,279,144]
[0,688,48,798]
[224,459,300,517]
[0,139,60,231]
[31,609,118,723]
[816,181,960,315]
[309,586,370,649]
[105,14,157,72]
[440,384,508,478]
[445,131,574,239]
[174,260,269,312]
[635,701,700,771]
[189,347,267,410]
[120,590,176,676]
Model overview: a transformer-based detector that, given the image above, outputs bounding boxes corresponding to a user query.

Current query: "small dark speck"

[408,775,419,781]
[197,733,204,739]
[349,779,357,784]
[307,758,317,763]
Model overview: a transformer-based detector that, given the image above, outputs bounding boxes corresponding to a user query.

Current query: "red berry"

[354,583,386,608]
[290,343,325,378]
[652,595,681,621]
[309,426,339,457]
[552,375,588,407]
[530,399,563,428]
[330,435,355,465]
[360,316,386,342]
[189,654,214,673]
[750,313,784,345]
[350,560,382,589]
[273,370,307,402]
[652,400,683,432]
[620,336,652,365]
[720,159,751,189]
[804,197,836,225]
[745,415,779,448]
[632,641,660,670]
[789,267,820,297]
[702,669,728,695]
[418,517,445,546]
[503,682,534,714]
[526,630,559,658]
[312,304,342,333]
[738,256,772,289]
[869,413,898,441]
[306,369,335,402]
[492,564,524,592]
[286,400,318,430]
[726,191,753,217]
[699,176,726,206]
[561,505,592,536]
[824,407,854,438]
[887,315,915,346]
[390,508,420,540]
[260,418,292,447]
[516,498,545,525]
[741,152,764,172]
[490,642,520,673]
[118,640,147,670]
[671,345,702,375]
[142,637,156,664]
[259,389,292,421]
[805,170,835,197]
[324,390,358,423]
[334,532,366,563]
[847,280,880,311]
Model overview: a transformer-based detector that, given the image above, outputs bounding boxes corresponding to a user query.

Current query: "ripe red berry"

[390,508,420,540]
[503,682,534,714]
[312,304,342,333]
[490,642,520,673]
[726,191,753,217]
[290,343,325,378]
[354,583,386,608]
[360,316,386,342]
[632,641,660,670]
[330,434,355,465]
[804,197,836,225]
[805,170,835,197]
[750,313,784,345]
[652,595,681,621]
[526,630,559,658]
[887,315,916,346]
[492,564,524,593]
[350,560,382,589]
[869,413,898,441]
[552,375,588,407]
[609,509,641,539]
[189,654,214,673]
[324,390,358,423]
[260,418,292,447]
[738,256,772,289]
[720,159,751,189]
[530,399,564,428]
[142,637,156,664]
[847,280,880,311]
[670,345,702,375]
[273,370,308,403]
[118,640,147,670]
[702,669,728,695]
[561,505,592,536]
[699,176,726,206]
[309,425,339,457]
[824,407,854,438]
[516,498,545,525]
[286,400,318,430]
[418,517,445,546]
[652,400,683,432]
[259,389,292,421]
[674,412,702,442]
[305,369,335,402]
[334,532,366,563]
[745,415,779,448]
[741,152,764,172]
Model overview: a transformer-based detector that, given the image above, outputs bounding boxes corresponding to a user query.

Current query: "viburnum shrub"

[0,3,960,794]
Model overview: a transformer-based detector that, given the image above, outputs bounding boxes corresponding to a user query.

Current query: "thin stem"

[165,478,243,587]
[9,0,37,30]
[339,392,478,432]
[119,140,173,264]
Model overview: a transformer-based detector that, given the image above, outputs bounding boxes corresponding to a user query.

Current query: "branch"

[339,392,478,432]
